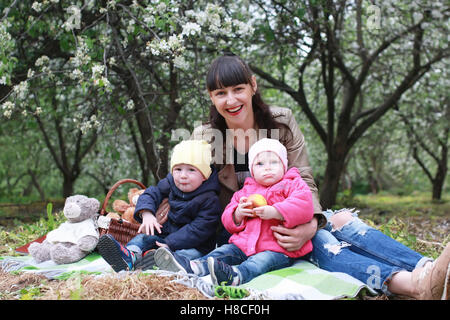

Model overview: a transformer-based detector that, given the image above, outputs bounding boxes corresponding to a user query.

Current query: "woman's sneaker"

[97,234,136,272]
[135,249,156,270]
[207,257,240,286]
[154,247,193,273]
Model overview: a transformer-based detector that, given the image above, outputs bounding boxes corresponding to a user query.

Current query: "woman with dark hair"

[158,54,449,299]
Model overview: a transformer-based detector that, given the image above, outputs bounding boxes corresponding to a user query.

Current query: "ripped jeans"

[305,209,432,295]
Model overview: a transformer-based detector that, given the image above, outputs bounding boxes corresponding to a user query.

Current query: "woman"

[189,54,449,299]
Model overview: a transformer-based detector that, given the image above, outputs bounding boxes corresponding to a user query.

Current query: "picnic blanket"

[0,253,376,300]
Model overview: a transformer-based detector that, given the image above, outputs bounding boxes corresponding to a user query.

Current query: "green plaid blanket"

[1,253,376,300]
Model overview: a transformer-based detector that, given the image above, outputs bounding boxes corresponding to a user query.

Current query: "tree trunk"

[62,175,75,198]
[432,179,443,201]
[28,169,46,201]
[320,155,346,209]
[432,158,447,201]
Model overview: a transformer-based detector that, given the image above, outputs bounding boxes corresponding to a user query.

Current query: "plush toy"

[105,199,128,220]
[28,195,100,265]
[104,188,144,224]
[122,188,144,224]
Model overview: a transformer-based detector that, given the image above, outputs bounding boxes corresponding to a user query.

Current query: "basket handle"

[100,179,146,216]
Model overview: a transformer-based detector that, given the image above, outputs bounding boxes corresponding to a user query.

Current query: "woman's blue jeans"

[126,233,203,260]
[306,209,432,294]
[192,243,294,284]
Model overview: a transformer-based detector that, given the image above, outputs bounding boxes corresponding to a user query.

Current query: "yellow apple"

[247,194,267,217]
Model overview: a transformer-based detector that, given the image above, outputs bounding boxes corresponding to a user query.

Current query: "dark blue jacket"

[134,166,221,254]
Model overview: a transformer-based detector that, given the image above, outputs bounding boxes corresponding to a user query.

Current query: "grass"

[0,192,449,300]
[0,271,207,300]
[0,207,65,257]
[344,191,450,259]
[352,191,450,217]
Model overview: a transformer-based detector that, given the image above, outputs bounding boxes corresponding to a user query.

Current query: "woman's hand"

[271,217,318,251]
[138,211,162,235]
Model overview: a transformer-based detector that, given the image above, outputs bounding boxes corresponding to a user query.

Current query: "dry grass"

[1,192,448,300]
[0,271,47,299]
[0,271,209,300]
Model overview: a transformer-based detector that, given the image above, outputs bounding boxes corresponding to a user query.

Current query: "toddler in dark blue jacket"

[97,140,221,272]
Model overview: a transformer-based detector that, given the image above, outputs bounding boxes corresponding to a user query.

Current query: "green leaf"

[46,202,55,231]
[295,8,305,19]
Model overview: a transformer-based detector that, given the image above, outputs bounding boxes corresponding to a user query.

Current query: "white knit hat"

[248,138,288,176]
[170,140,212,179]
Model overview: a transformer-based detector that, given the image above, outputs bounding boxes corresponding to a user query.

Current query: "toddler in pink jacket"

[154,138,314,286]
[222,138,314,260]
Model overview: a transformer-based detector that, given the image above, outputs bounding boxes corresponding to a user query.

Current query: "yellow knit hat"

[170,140,212,179]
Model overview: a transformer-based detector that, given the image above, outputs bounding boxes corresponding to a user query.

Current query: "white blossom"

[157,2,166,12]
[185,10,196,19]
[181,22,201,37]
[69,68,83,81]
[91,115,100,128]
[35,55,50,67]
[3,109,12,119]
[71,37,91,67]
[32,2,42,12]
[27,69,35,79]
[233,20,254,37]
[431,10,443,19]
[109,57,117,66]
[107,1,117,9]
[173,55,188,70]
[93,76,111,89]
[413,12,423,23]
[127,19,136,33]
[2,101,14,119]
[168,34,181,49]
[0,21,12,43]
[91,64,105,77]
[78,114,101,134]
[147,36,181,57]
[13,81,29,100]
[195,11,208,26]
[126,100,135,110]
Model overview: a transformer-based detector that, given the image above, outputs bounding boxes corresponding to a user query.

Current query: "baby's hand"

[253,205,283,221]
[138,211,162,235]
[233,196,254,224]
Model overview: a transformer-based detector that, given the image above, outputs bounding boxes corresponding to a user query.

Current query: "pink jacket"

[222,167,314,258]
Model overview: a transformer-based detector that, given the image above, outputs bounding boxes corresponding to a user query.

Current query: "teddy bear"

[106,188,144,224]
[28,195,100,265]
[122,188,144,224]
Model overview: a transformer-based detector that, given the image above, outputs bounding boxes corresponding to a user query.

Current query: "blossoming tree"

[246,0,449,207]
[0,0,254,196]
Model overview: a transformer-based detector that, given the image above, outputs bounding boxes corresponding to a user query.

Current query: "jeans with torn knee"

[304,208,432,295]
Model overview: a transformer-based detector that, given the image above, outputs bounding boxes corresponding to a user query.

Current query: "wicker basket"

[98,179,146,245]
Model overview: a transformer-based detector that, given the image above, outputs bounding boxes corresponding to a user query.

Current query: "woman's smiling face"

[208,77,257,129]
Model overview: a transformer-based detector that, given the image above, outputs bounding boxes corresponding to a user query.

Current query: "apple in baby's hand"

[248,194,267,208]
[247,194,267,217]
